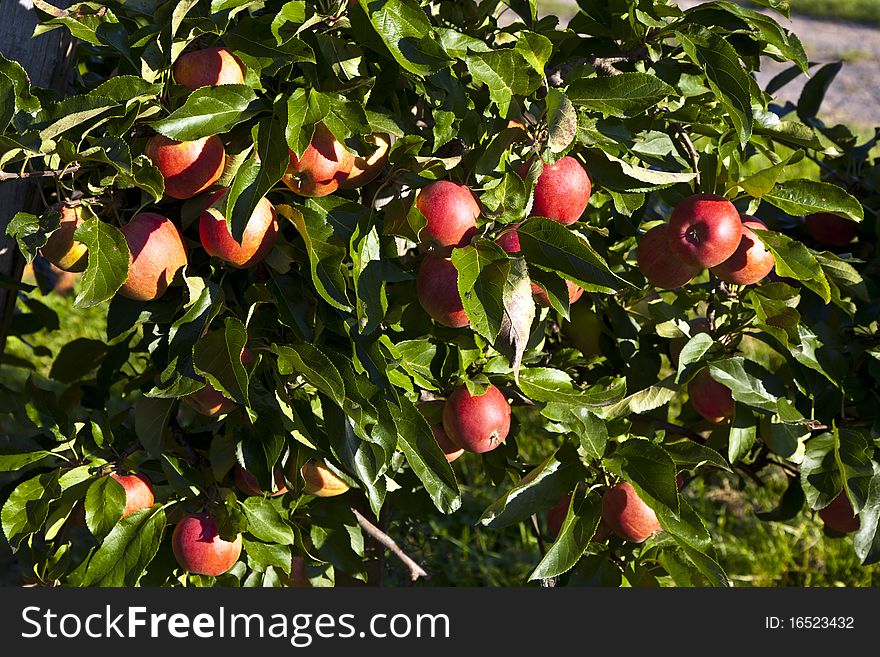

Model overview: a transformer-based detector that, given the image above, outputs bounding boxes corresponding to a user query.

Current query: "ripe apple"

[40,205,88,272]
[172,513,242,577]
[525,156,592,225]
[688,367,734,423]
[416,253,469,328]
[301,460,350,497]
[441,383,511,454]
[339,133,391,189]
[118,213,188,301]
[173,47,245,90]
[416,180,480,248]
[668,193,743,268]
[145,134,226,200]
[109,473,155,518]
[602,482,660,543]
[819,491,860,533]
[495,224,521,253]
[710,216,775,285]
[282,123,353,197]
[547,494,570,537]
[183,346,254,417]
[637,223,701,289]
[233,465,287,497]
[432,423,464,463]
[668,317,711,366]
[804,212,859,247]
[199,189,278,268]
[562,301,602,357]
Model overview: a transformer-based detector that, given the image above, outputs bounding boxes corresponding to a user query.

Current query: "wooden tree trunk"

[0,0,72,364]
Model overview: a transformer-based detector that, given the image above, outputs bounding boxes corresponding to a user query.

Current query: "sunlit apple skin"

[40,205,88,272]
[495,224,522,253]
[432,424,464,463]
[819,491,860,533]
[109,473,155,518]
[563,302,602,357]
[602,482,660,543]
[688,367,734,423]
[416,181,480,248]
[172,513,242,577]
[282,123,354,197]
[710,216,775,285]
[199,189,278,268]
[668,194,743,268]
[145,135,226,200]
[118,213,188,301]
[183,346,254,417]
[233,465,287,497]
[301,461,350,497]
[528,156,592,225]
[339,133,391,189]
[416,253,469,328]
[441,383,511,454]
[637,224,701,289]
[173,47,245,90]
[669,317,711,366]
[805,212,859,247]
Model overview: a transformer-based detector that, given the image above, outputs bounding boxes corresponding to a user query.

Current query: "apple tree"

[0,0,877,587]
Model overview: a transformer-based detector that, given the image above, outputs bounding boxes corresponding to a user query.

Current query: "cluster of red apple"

[417,156,593,326]
[37,46,389,304]
[100,458,349,578]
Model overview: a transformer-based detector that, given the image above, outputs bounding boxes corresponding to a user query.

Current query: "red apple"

[145,135,226,200]
[819,491,860,533]
[287,556,312,588]
[668,193,742,268]
[416,253,469,328]
[547,495,571,537]
[416,181,480,248]
[301,461,350,497]
[109,473,155,518]
[495,224,521,253]
[688,367,734,423]
[233,465,287,497]
[118,213,188,301]
[441,383,511,454]
[710,216,775,285]
[527,156,592,225]
[282,123,353,197]
[183,346,254,417]
[199,189,278,268]
[432,423,464,463]
[173,47,245,90]
[40,205,88,272]
[805,212,858,247]
[637,223,701,289]
[172,513,242,577]
[602,482,660,543]
[339,133,391,189]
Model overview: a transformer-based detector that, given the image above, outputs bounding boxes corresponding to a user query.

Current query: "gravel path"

[546,0,880,127]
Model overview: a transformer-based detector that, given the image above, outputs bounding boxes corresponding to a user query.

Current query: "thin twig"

[0,164,84,182]
[674,125,701,189]
[548,55,631,85]
[633,413,707,443]
[351,508,429,582]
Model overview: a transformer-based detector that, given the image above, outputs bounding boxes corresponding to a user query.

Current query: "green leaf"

[529,489,602,580]
[466,50,541,116]
[193,317,250,407]
[568,73,675,118]
[360,0,450,76]
[1,471,60,549]
[664,440,731,472]
[85,476,126,542]
[272,343,345,407]
[605,439,679,514]
[72,218,130,308]
[708,358,777,412]
[675,333,714,384]
[854,473,880,565]
[242,497,295,545]
[545,88,578,153]
[479,445,585,528]
[134,397,175,458]
[520,368,624,407]
[77,507,166,586]
[541,403,608,460]
[517,218,629,293]
[751,228,831,303]
[736,152,793,198]
[761,179,863,223]
[728,405,758,464]
[150,85,258,141]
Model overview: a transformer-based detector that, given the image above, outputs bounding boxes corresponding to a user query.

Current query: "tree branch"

[548,55,630,86]
[0,164,85,182]
[351,508,429,583]
[673,125,701,189]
